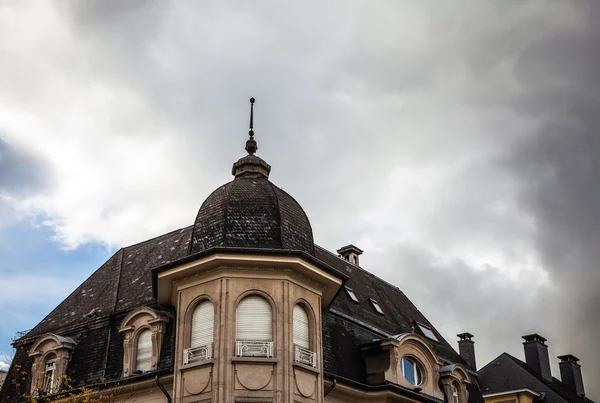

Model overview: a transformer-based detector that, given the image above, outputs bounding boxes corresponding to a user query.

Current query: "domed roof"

[189,97,314,256]
[189,171,315,256]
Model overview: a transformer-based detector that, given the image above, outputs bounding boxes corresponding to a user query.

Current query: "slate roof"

[190,173,315,256]
[2,224,472,401]
[316,245,471,383]
[479,353,594,403]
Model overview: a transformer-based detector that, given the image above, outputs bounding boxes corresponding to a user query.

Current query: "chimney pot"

[457,333,477,370]
[522,333,552,382]
[337,244,363,266]
[558,354,585,397]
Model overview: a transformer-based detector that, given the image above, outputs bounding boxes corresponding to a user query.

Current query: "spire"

[232,97,271,178]
[245,97,258,155]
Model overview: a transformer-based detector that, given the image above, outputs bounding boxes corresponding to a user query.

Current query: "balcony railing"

[183,343,213,365]
[235,340,274,358]
[294,345,317,367]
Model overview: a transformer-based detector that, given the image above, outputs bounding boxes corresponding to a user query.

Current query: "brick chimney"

[522,334,552,381]
[558,354,585,397]
[457,332,476,370]
[337,245,363,266]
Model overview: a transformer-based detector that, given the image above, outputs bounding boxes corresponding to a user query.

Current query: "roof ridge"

[266,179,284,249]
[124,225,192,251]
[315,244,403,293]
[23,249,124,339]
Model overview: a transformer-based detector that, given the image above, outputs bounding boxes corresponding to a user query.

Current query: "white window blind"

[293,305,310,349]
[136,329,153,372]
[191,300,214,348]
[236,295,272,341]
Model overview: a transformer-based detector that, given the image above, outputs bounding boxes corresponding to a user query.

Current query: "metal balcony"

[183,343,213,364]
[294,345,316,367]
[235,340,274,358]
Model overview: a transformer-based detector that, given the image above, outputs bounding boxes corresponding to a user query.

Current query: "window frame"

[369,298,384,315]
[344,286,359,303]
[234,292,275,358]
[400,356,423,386]
[134,328,153,373]
[41,355,57,395]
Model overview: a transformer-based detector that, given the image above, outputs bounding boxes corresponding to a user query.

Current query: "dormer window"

[28,334,76,398]
[369,298,384,315]
[345,286,359,303]
[401,356,423,386]
[417,323,439,343]
[135,329,153,372]
[118,307,169,377]
[42,357,56,394]
[452,382,460,403]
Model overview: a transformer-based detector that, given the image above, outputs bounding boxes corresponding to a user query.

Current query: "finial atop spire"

[245,97,258,155]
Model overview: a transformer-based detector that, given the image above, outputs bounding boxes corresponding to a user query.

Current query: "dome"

[190,98,314,256]
[189,171,315,256]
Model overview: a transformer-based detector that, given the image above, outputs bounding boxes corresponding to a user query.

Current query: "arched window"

[184,300,214,363]
[41,353,57,395]
[401,356,423,386]
[452,382,460,403]
[293,304,316,367]
[235,295,273,357]
[136,329,153,372]
[293,304,310,349]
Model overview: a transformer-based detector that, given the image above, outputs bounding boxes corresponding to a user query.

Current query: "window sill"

[232,356,278,364]
[293,361,320,374]
[181,358,214,370]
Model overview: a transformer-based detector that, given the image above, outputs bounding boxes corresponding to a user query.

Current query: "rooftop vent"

[337,244,363,266]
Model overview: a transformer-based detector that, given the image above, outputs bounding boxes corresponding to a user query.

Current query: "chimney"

[337,245,363,266]
[558,354,585,397]
[457,332,477,370]
[522,334,552,381]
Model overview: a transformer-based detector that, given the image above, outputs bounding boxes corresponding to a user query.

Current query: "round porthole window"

[401,356,423,386]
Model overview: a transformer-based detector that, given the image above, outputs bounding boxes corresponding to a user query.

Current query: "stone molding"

[28,333,76,397]
[118,306,169,376]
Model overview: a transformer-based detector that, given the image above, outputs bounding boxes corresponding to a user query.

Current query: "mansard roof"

[479,353,594,403]
[3,226,470,400]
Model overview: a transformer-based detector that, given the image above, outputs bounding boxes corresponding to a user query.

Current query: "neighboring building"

[476,334,593,403]
[0,100,484,403]
[0,368,7,389]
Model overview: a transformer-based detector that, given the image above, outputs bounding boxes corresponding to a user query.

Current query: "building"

[0,368,7,390]
[477,334,593,403]
[0,99,484,403]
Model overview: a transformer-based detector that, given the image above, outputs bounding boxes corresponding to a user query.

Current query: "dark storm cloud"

[2,0,599,399]
[0,137,49,196]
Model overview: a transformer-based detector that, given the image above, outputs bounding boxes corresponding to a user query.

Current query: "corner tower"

[155,98,345,403]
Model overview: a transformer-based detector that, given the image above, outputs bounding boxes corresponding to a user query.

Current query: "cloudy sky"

[1,0,599,398]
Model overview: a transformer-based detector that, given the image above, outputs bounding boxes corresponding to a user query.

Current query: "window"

[344,286,359,303]
[417,323,439,342]
[28,334,76,398]
[135,329,153,372]
[118,307,168,377]
[293,305,310,349]
[401,357,423,386]
[42,356,56,395]
[369,298,384,315]
[236,295,273,357]
[293,304,316,367]
[185,300,214,363]
[452,382,460,403]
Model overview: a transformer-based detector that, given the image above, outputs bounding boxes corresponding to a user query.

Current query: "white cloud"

[1,0,599,399]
